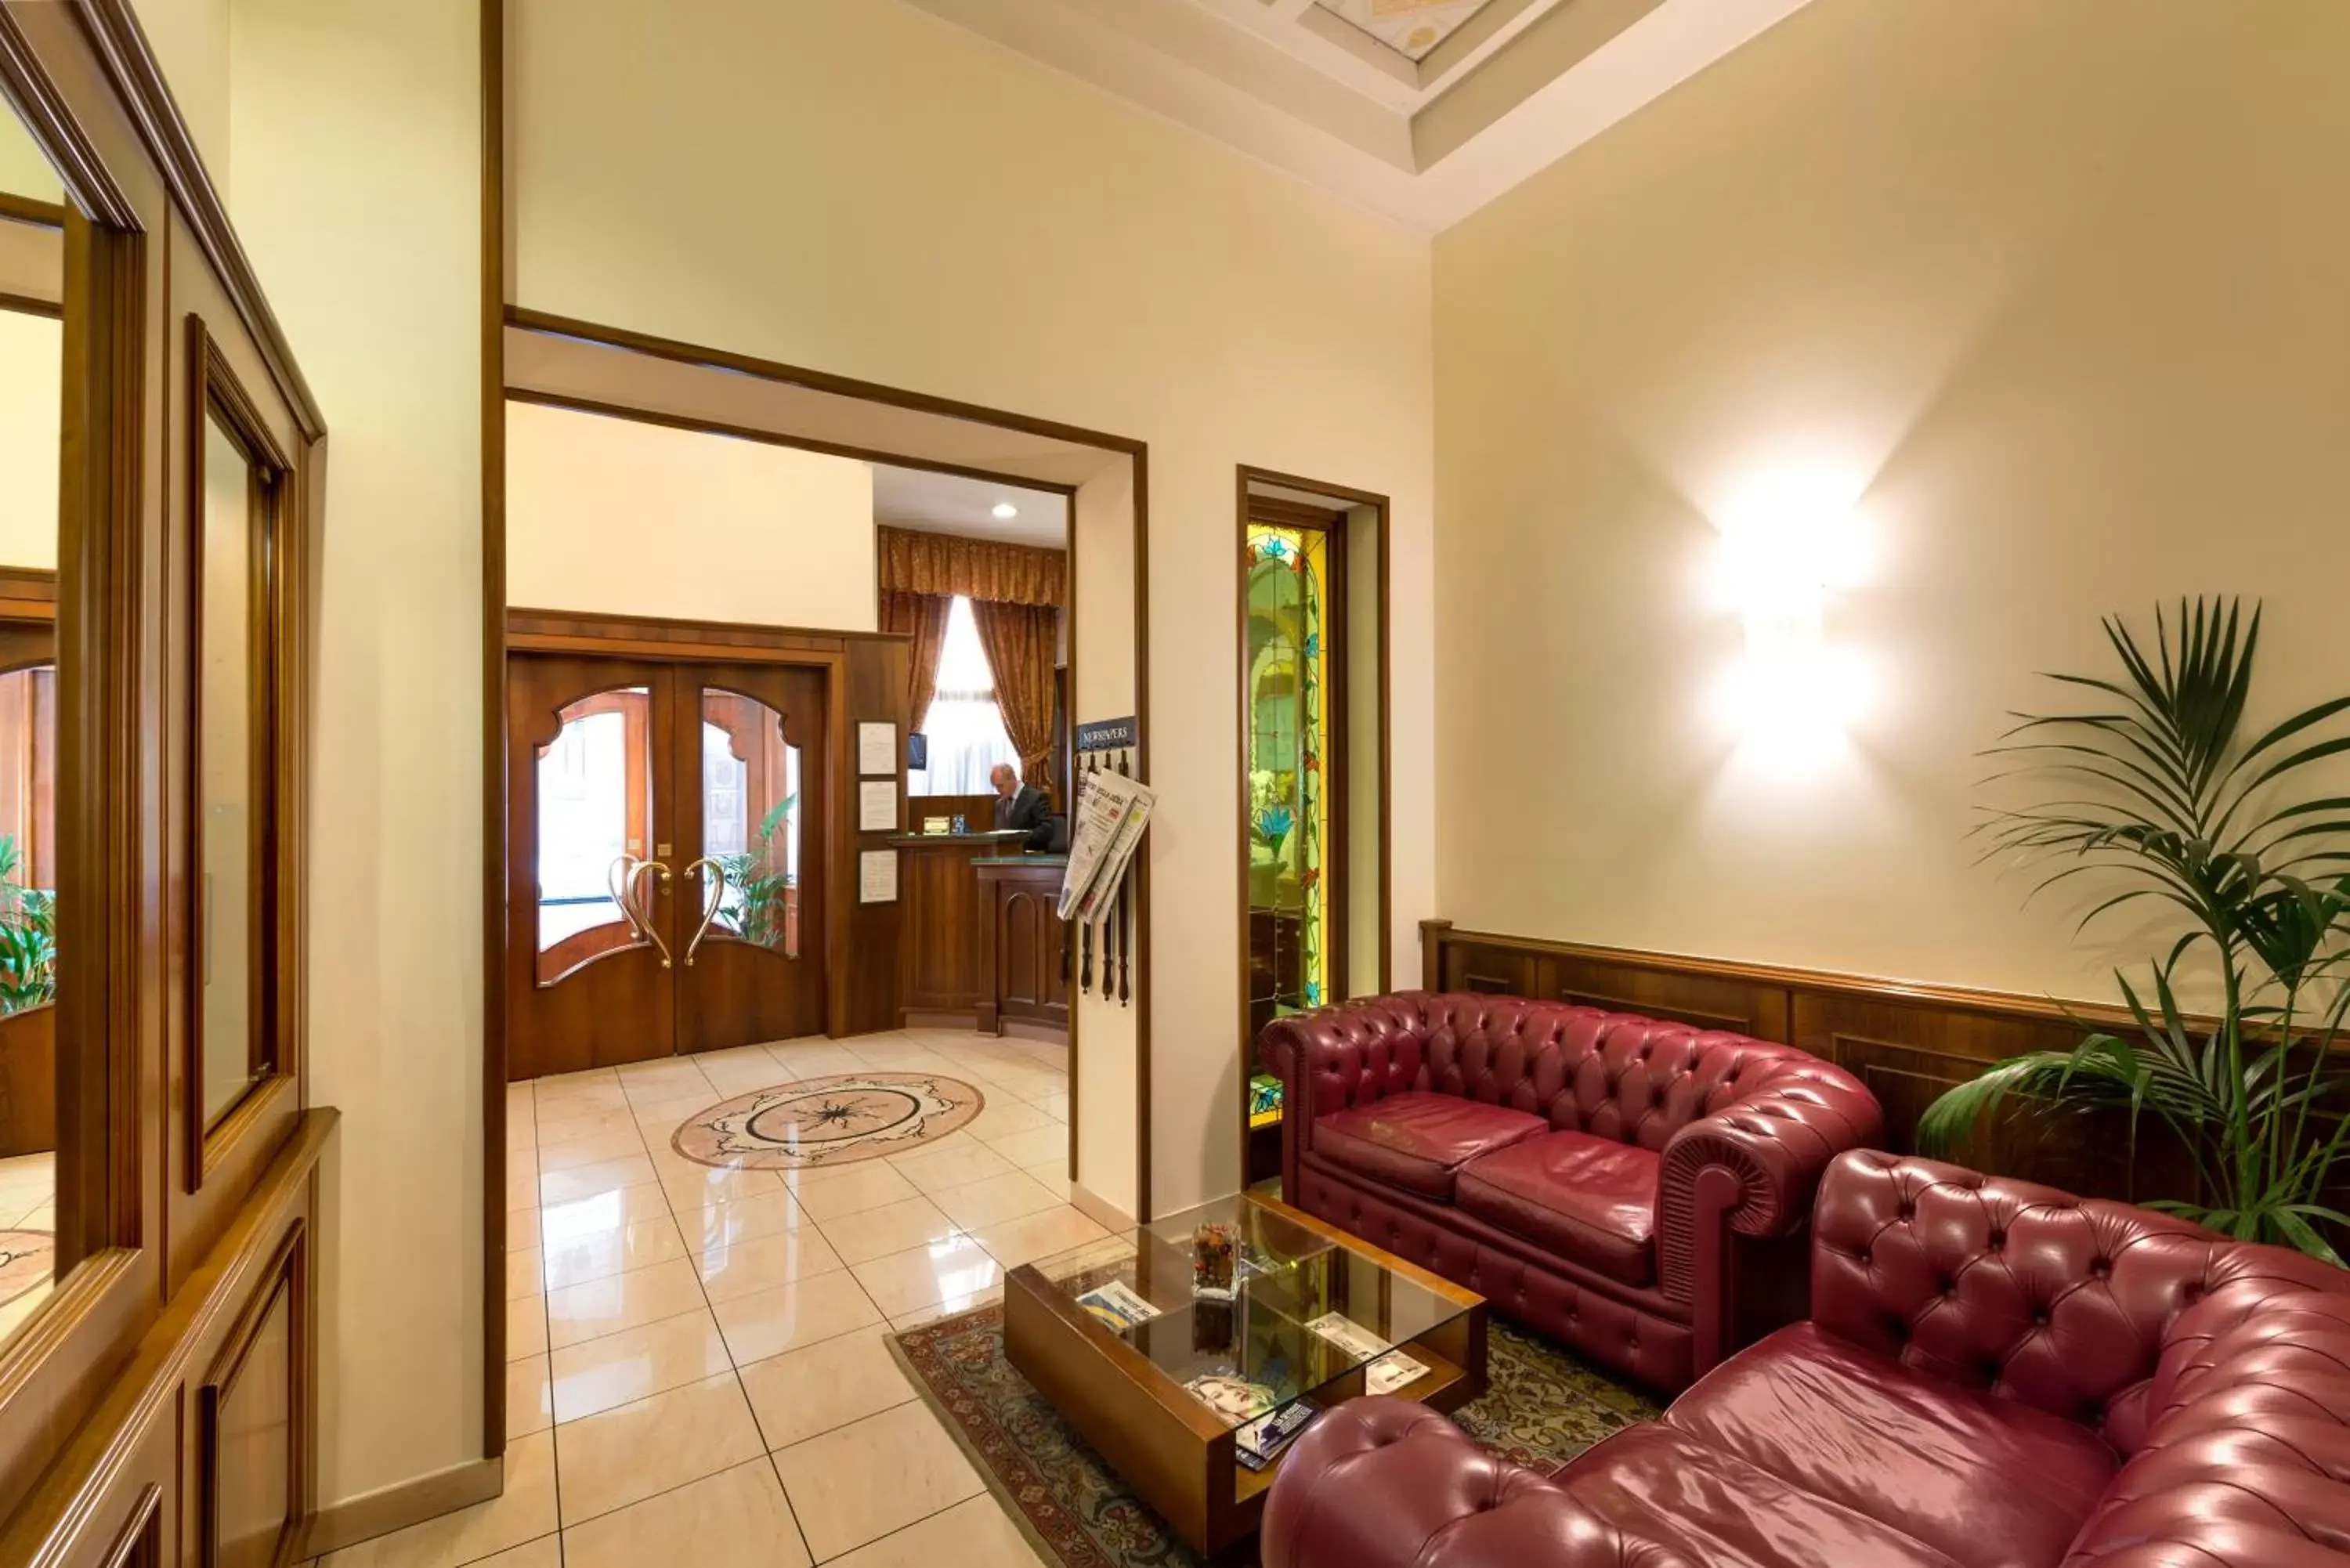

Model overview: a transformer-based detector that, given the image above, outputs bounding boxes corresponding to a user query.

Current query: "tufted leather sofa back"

[1810,1151,2348,1451]
[1265,991,1832,1152]
[2063,1288,2350,1563]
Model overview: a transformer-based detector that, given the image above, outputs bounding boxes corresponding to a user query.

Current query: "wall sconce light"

[1711,468,1868,753]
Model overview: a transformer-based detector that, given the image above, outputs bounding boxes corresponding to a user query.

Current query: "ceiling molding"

[895,0,1814,233]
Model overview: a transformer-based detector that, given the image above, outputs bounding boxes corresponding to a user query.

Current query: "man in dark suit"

[989,763,1052,847]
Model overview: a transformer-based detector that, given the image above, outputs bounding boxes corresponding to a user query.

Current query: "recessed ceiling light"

[991,501,1020,520]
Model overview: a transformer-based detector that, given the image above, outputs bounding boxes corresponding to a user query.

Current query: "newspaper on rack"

[1056,768,1156,923]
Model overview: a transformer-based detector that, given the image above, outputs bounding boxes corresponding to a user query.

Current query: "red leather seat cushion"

[1556,1424,1966,1567]
[1310,1092,1546,1200]
[1662,1324,2117,1568]
[1454,1132,1658,1286]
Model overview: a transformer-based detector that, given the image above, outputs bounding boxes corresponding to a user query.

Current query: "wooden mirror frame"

[182,316,295,1196]
[0,7,159,1515]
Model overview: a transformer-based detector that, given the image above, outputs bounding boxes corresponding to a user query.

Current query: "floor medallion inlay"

[673,1073,985,1169]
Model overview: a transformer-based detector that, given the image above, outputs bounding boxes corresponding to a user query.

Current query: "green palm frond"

[1925,597,2350,1263]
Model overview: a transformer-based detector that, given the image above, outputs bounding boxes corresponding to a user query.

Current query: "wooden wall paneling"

[196,1220,305,1568]
[165,286,303,1294]
[0,0,169,1525]
[0,1111,331,1568]
[1417,921,2223,1201]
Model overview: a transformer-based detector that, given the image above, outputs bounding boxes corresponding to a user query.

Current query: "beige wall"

[511,0,1438,1213]
[506,401,877,630]
[132,0,234,192]
[0,312,59,570]
[1432,0,2350,1002]
[229,0,484,1507]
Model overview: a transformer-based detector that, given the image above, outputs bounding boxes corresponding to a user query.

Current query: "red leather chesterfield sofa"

[1259,992,1881,1389]
[1263,1150,2350,1568]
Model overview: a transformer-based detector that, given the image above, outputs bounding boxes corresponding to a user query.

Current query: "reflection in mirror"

[0,103,65,1346]
[200,414,262,1125]
[535,688,652,984]
[700,691,798,958]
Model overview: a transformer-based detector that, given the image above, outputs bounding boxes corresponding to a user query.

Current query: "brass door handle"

[682,856,726,968]
[627,858,674,969]
[607,854,644,941]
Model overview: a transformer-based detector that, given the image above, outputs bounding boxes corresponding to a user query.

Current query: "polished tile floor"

[0,1149,56,1344]
[318,1029,1083,1568]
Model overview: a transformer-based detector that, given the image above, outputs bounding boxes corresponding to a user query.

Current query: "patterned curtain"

[877,526,1066,609]
[880,591,955,728]
[969,600,1058,793]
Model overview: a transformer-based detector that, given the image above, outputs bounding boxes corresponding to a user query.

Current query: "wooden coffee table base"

[1002,1194,1488,1556]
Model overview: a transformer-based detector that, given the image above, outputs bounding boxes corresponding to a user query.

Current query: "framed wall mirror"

[186,320,292,1190]
[0,92,70,1357]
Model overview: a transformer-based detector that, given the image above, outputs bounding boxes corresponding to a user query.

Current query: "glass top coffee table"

[1002,1192,1487,1555]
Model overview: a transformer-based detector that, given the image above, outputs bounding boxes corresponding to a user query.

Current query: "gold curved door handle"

[682,856,727,968]
[627,858,674,968]
[607,854,647,941]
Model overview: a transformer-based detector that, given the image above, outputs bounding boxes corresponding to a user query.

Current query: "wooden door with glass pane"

[675,664,826,1054]
[507,656,826,1078]
[507,656,679,1078]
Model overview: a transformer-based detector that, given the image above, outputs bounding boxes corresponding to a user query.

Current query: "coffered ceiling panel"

[898,0,1814,231]
[1314,0,1498,63]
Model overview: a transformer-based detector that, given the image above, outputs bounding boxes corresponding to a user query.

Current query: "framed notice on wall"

[858,722,897,776]
[858,849,898,904]
[858,779,897,833]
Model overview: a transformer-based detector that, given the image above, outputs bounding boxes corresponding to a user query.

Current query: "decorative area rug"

[891,1304,1661,1568]
[0,1230,52,1306]
[671,1072,984,1169]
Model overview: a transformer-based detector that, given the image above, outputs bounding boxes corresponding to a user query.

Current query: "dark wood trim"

[1132,448,1152,1223]
[183,313,293,1198]
[0,13,139,229]
[479,0,509,1459]
[1235,468,1391,1186]
[1418,919,2156,1031]
[0,567,59,616]
[0,6,158,1516]
[504,305,1147,459]
[508,605,909,659]
[1,1111,336,1566]
[197,1216,306,1568]
[0,289,63,320]
[100,1482,162,1568]
[505,386,1083,500]
[0,191,68,229]
[70,0,325,439]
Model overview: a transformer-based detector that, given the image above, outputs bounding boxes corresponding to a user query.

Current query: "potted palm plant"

[1918,598,2350,1263]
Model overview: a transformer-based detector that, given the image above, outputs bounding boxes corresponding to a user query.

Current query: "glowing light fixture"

[1711,465,1870,755]
[991,501,1020,520]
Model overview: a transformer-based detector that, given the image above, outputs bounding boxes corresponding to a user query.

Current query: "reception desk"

[892,834,1070,1040]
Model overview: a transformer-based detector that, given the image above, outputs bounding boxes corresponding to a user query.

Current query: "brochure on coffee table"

[1076,1279,1161,1331]
[1304,1311,1426,1394]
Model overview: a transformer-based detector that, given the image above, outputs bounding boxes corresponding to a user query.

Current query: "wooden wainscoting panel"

[1550,953,1789,1041]
[198,1222,304,1568]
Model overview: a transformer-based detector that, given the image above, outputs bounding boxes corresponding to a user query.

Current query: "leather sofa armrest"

[1658,1060,1884,1260]
[1655,1060,1882,1371]
[1263,1398,1670,1568]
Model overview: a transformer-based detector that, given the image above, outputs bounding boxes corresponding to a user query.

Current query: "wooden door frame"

[1234,467,1393,1187]
[507,608,884,1048]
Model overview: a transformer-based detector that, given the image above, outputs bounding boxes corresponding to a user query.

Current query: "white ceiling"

[871,464,1069,547]
[896,0,1812,233]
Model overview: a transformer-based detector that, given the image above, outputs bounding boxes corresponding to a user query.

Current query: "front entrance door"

[507,654,828,1079]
